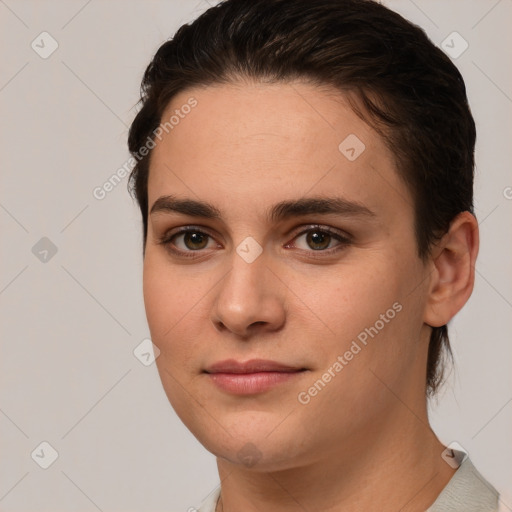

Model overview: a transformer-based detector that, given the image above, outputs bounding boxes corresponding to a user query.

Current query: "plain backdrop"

[1,1,511,511]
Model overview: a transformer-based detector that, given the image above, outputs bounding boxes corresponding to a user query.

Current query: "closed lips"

[204,359,308,395]
[204,359,307,374]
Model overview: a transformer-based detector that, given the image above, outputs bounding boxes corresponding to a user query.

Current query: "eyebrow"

[150,194,376,222]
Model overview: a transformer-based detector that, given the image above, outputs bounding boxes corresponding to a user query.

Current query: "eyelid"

[287,224,352,243]
[157,225,219,247]
[283,224,352,258]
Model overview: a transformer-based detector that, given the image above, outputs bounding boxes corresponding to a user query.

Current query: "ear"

[424,211,479,328]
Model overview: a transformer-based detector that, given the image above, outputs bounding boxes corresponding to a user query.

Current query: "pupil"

[308,231,330,250]
[185,232,207,249]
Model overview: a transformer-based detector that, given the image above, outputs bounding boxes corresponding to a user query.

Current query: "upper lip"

[204,359,305,374]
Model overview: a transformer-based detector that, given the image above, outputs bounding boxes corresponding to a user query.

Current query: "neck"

[216,401,456,512]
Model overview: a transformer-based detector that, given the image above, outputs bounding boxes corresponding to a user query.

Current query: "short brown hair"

[128,0,476,397]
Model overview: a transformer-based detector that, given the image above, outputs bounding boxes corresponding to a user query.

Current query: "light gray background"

[1,1,511,511]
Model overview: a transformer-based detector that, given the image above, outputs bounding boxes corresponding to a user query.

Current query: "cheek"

[304,254,424,373]
[143,255,193,359]
[142,253,215,371]
[143,252,198,335]
[292,262,423,433]
[143,256,223,436]
[143,259,200,410]
[143,260,174,340]
[308,261,399,337]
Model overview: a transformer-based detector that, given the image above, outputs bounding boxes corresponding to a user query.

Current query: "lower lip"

[207,371,304,395]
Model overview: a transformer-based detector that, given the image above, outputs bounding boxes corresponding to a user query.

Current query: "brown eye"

[182,231,209,250]
[289,226,351,254]
[158,227,218,258]
[305,230,332,250]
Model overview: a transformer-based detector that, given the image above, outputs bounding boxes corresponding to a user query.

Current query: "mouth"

[203,359,308,395]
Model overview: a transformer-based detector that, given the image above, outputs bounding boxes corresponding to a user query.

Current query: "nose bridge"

[212,241,285,336]
[226,233,268,293]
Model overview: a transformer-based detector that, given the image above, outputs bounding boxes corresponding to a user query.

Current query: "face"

[143,80,433,471]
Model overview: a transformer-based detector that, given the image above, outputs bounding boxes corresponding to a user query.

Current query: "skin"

[143,80,479,512]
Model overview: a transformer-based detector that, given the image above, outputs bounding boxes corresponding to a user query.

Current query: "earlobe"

[424,211,479,328]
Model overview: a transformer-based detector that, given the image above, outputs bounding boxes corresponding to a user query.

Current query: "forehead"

[147,80,413,223]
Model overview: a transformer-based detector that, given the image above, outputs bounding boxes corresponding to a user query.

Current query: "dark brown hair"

[128,0,476,397]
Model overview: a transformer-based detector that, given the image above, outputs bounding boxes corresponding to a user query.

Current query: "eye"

[158,224,352,260]
[286,225,352,255]
[158,227,218,258]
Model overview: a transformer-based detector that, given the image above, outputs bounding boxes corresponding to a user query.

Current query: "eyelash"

[157,225,352,260]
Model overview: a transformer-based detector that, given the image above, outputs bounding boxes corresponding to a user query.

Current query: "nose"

[211,248,286,339]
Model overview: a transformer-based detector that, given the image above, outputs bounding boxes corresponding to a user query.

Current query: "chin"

[185,414,311,472]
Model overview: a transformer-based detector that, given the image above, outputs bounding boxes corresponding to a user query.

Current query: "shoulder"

[427,450,500,512]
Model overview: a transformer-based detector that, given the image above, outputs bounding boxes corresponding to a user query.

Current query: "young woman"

[127,1,500,510]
